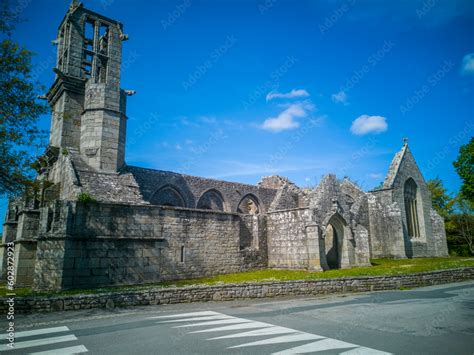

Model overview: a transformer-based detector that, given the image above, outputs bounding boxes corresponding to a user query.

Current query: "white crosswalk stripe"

[153,311,392,354]
[190,321,273,333]
[29,344,89,354]
[157,315,233,323]
[272,339,358,354]
[173,318,252,328]
[228,333,324,348]
[0,335,78,351]
[0,326,88,354]
[340,348,392,354]
[150,310,219,319]
[209,326,297,340]
[0,327,69,340]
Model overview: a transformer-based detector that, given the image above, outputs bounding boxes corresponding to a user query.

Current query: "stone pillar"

[305,223,323,271]
[13,241,37,287]
[0,221,18,279]
[13,210,40,287]
[32,201,75,291]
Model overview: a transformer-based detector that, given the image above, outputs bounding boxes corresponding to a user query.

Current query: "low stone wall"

[2,267,473,314]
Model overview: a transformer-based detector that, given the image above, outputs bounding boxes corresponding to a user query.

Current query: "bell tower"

[46,1,129,172]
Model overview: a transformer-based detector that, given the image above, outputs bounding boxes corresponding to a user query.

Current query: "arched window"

[237,194,260,215]
[150,185,186,207]
[196,189,225,211]
[404,178,420,238]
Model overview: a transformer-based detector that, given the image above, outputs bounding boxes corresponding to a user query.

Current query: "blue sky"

[1,0,473,220]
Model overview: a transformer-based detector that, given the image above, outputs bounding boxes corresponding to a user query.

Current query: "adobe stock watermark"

[5,241,16,349]
[122,50,141,73]
[263,119,322,173]
[2,0,32,30]
[100,0,115,11]
[162,0,192,30]
[182,35,238,91]
[242,55,298,110]
[338,40,395,94]
[423,120,474,174]
[400,60,454,115]
[340,136,378,177]
[177,129,228,174]
[258,0,278,14]
[319,0,356,34]
[128,112,160,146]
[416,0,439,19]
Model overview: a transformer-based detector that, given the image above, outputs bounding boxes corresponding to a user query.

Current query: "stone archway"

[150,184,186,207]
[323,213,346,270]
[237,194,261,215]
[324,224,339,269]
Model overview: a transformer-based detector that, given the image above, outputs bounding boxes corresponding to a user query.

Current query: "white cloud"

[199,116,217,124]
[261,102,315,132]
[331,90,348,105]
[180,117,200,127]
[461,53,474,75]
[350,115,388,135]
[175,144,182,150]
[185,139,193,145]
[368,173,383,179]
[266,89,310,101]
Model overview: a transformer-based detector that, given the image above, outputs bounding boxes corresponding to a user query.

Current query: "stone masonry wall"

[267,208,314,269]
[430,209,449,257]
[367,189,406,258]
[4,268,473,313]
[33,201,266,290]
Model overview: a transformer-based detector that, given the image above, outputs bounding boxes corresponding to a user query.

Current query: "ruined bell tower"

[46,2,129,172]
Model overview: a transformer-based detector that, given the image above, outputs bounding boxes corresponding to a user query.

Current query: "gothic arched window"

[196,189,225,211]
[404,178,420,238]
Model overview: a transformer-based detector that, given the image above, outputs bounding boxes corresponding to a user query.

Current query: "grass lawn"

[1,257,473,298]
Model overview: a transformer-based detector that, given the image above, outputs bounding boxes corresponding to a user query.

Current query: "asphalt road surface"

[2,281,474,354]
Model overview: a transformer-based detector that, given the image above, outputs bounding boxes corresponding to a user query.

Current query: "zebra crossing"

[0,326,88,354]
[151,310,392,354]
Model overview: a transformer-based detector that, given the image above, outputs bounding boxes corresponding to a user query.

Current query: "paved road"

[2,281,474,354]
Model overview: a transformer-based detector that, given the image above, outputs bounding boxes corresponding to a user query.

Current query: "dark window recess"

[180,246,185,263]
[83,63,92,78]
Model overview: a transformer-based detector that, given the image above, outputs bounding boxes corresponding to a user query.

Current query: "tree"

[0,2,48,196]
[452,195,474,255]
[427,178,454,220]
[453,136,474,205]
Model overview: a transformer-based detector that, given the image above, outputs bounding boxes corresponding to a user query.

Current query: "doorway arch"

[323,213,346,269]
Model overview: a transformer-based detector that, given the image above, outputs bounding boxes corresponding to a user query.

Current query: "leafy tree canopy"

[0,1,48,196]
[453,136,474,205]
[427,178,454,219]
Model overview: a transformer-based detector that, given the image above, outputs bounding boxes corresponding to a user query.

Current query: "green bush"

[77,192,97,204]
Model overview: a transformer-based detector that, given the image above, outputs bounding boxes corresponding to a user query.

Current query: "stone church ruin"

[1,3,448,291]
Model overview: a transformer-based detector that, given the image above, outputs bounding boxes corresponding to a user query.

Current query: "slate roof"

[68,149,146,204]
